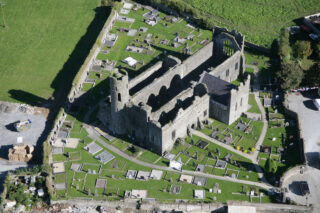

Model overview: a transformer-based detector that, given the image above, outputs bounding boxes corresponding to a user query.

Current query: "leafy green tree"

[293,41,312,59]
[304,62,320,87]
[265,158,277,174]
[276,61,304,90]
[278,28,291,60]
[314,43,320,60]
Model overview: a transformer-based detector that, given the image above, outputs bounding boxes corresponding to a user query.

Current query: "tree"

[278,28,291,60]
[293,41,312,59]
[304,62,320,87]
[265,158,277,174]
[276,61,304,90]
[314,43,320,60]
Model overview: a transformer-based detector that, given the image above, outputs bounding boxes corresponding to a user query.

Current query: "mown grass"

[0,0,101,102]
[248,94,261,114]
[183,0,319,46]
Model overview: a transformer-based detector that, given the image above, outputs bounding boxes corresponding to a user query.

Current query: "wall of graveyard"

[68,10,118,103]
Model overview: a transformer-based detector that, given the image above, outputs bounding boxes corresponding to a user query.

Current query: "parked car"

[299,181,310,195]
[309,33,319,41]
[313,99,320,110]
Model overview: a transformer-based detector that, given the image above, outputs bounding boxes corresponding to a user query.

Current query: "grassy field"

[183,0,319,46]
[0,0,102,102]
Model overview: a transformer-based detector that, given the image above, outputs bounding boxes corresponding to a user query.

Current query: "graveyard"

[46,1,303,205]
[50,111,273,202]
[199,116,264,151]
[80,3,212,95]
[257,93,302,182]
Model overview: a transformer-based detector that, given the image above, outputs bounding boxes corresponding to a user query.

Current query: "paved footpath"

[84,125,273,190]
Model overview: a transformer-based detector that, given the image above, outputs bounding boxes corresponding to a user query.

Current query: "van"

[313,99,320,110]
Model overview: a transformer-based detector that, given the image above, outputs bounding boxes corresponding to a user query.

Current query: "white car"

[313,99,320,110]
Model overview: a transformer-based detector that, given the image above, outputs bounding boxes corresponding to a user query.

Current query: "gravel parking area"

[286,91,320,207]
[0,111,46,146]
[286,91,320,167]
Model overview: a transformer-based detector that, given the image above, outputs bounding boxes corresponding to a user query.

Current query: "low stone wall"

[244,41,270,54]
[51,199,312,212]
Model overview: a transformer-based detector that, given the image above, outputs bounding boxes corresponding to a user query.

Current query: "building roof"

[199,72,237,105]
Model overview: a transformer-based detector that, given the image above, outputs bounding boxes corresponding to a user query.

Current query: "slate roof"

[199,72,237,105]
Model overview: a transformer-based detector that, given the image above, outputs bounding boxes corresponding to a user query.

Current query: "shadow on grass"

[8,6,110,165]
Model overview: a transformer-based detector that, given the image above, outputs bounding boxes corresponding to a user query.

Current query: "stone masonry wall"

[228,76,250,124]
[161,93,210,153]
[210,51,242,82]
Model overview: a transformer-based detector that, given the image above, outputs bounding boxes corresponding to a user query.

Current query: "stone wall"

[228,76,250,124]
[161,92,210,153]
[210,51,243,82]
[128,61,163,89]
[182,42,213,77]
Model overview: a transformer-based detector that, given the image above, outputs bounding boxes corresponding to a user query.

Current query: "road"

[84,125,273,190]
[284,91,320,208]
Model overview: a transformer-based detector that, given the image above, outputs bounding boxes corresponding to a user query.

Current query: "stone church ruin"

[99,27,250,154]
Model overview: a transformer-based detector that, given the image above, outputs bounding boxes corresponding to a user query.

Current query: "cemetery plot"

[201,117,264,151]
[68,151,81,161]
[170,185,182,194]
[70,163,82,172]
[81,163,102,175]
[84,142,103,155]
[95,151,115,165]
[54,173,66,184]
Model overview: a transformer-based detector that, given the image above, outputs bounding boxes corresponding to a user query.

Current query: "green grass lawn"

[183,0,319,46]
[54,173,66,183]
[138,150,160,163]
[53,154,67,162]
[248,94,261,114]
[0,0,102,102]
[112,140,130,151]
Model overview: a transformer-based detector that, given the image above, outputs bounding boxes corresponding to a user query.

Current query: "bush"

[265,158,277,174]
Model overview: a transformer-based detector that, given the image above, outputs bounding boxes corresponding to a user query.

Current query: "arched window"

[226,69,229,77]
[240,98,243,107]
[235,102,238,111]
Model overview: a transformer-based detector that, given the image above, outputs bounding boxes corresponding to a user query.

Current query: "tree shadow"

[7,6,110,165]
[303,100,318,111]
[306,152,320,169]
